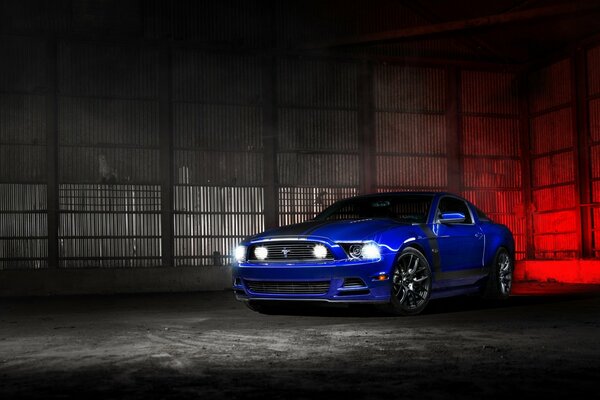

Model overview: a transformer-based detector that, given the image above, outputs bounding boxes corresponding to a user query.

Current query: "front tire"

[482,248,513,300]
[384,247,432,316]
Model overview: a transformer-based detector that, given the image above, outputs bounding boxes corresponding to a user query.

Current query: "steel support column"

[262,55,278,229]
[159,43,174,266]
[46,38,59,269]
[519,75,535,259]
[358,61,375,195]
[573,49,592,257]
[446,67,461,194]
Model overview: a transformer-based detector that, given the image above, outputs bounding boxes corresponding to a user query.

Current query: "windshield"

[315,194,433,223]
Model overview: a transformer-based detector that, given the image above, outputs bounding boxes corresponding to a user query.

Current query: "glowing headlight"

[361,243,381,260]
[254,246,268,260]
[234,245,246,262]
[313,244,328,259]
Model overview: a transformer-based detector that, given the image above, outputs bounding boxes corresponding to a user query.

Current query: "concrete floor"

[1,283,600,399]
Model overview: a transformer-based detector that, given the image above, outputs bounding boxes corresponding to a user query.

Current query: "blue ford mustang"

[232,192,514,315]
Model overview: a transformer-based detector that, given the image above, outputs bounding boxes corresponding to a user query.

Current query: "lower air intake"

[244,280,330,294]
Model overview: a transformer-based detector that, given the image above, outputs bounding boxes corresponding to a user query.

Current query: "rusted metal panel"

[173,50,262,104]
[175,150,263,186]
[58,97,159,147]
[532,153,575,187]
[588,45,600,96]
[375,113,445,154]
[376,156,447,188]
[278,153,360,187]
[461,71,519,115]
[278,108,359,152]
[277,58,358,109]
[0,184,47,270]
[0,37,47,93]
[173,185,264,266]
[590,98,600,143]
[533,209,578,258]
[58,184,162,268]
[532,185,577,212]
[462,158,521,189]
[278,186,359,226]
[374,65,445,112]
[461,116,520,157]
[528,59,572,113]
[173,104,262,150]
[530,108,573,155]
[58,41,158,99]
[59,147,160,184]
[533,210,577,235]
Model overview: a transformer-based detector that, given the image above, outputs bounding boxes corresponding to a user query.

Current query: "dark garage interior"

[1,0,600,398]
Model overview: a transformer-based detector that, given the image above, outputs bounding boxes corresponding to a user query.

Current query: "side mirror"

[438,212,466,224]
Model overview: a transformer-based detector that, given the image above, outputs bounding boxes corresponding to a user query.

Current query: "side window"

[437,197,473,224]
[475,207,491,222]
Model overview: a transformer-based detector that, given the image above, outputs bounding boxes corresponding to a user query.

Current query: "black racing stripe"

[418,224,441,275]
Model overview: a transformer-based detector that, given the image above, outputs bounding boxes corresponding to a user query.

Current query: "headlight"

[361,243,381,260]
[313,244,328,259]
[234,245,246,262]
[254,246,268,260]
[343,242,381,260]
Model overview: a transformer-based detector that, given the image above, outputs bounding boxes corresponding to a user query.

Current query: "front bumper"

[231,254,395,303]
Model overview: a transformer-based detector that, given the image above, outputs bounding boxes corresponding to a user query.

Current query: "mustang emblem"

[281,248,291,258]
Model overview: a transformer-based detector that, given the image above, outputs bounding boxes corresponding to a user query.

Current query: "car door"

[433,196,485,275]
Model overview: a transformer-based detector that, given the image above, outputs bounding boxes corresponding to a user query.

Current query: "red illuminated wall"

[459,71,526,260]
[587,45,600,257]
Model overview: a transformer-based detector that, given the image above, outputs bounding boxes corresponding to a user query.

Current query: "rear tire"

[482,247,513,300]
[383,247,432,316]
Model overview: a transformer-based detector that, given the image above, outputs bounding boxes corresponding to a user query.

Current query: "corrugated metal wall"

[587,45,600,257]
[459,71,525,260]
[0,37,48,269]
[528,59,578,259]
[172,50,265,266]
[57,41,162,268]
[373,65,447,192]
[276,58,360,225]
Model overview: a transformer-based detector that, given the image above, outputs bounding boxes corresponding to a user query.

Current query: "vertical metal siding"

[278,109,359,152]
[587,45,600,96]
[462,158,521,189]
[0,37,46,93]
[528,59,572,113]
[461,117,520,157]
[278,187,359,226]
[374,65,445,112]
[277,58,358,109]
[0,0,71,34]
[173,186,264,266]
[462,190,522,215]
[461,71,518,115]
[0,184,47,270]
[277,153,360,187]
[59,184,161,268]
[174,151,263,186]
[172,50,262,104]
[532,185,577,212]
[173,104,263,150]
[58,41,158,99]
[589,98,600,143]
[376,156,447,188]
[532,153,575,187]
[0,94,46,144]
[375,113,445,154]
[530,108,573,155]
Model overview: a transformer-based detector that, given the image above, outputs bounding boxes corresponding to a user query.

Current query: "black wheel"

[482,247,513,300]
[244,300,280,314]
[384,247,432,316]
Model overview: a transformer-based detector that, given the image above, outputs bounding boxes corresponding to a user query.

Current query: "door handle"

[475,232,484,239]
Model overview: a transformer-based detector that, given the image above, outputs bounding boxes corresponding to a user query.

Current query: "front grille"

[247,241,334,262]
[244,280,330,294]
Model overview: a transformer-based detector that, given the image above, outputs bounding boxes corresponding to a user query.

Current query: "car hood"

[248,218,408,243]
